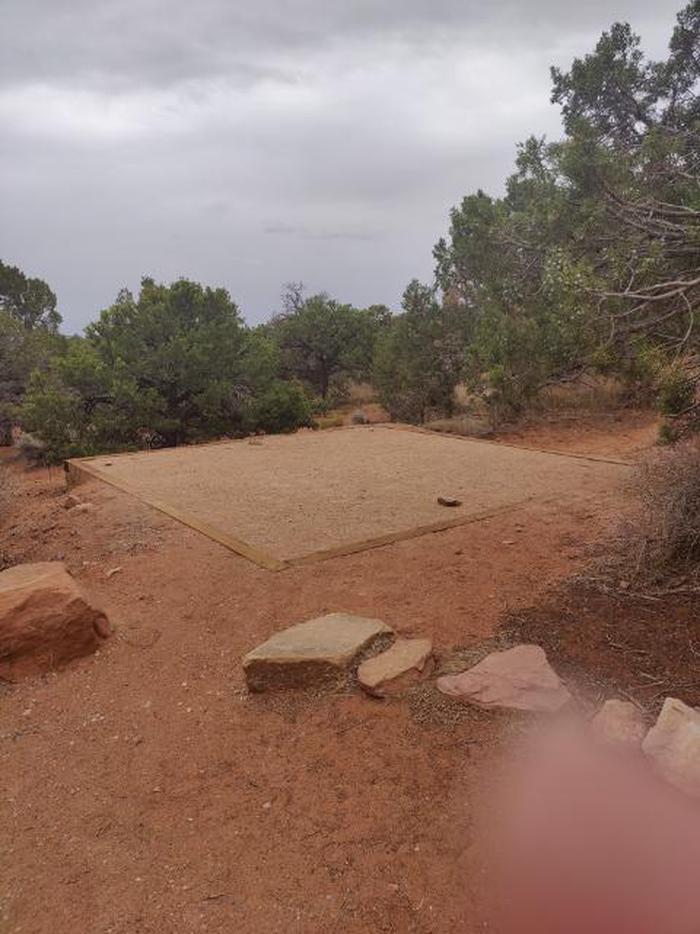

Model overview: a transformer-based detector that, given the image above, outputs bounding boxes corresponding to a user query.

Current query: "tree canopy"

[21,277,310,460]
[433,1,700,424]
[268,286,388,399]
[0,260,61,332]
[0,260,65,442]
[373,280,465,423]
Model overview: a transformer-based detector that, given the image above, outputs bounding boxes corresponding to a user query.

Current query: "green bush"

[657,420,680,445]
[656,365,694,416]
[310,394,334,417]
[20,371,95,464]
[373,281,464,424]
[247,381,312,434]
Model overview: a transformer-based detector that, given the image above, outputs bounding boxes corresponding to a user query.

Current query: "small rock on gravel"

[436,644,571,712]
[642,697,700,797]
[73,503,93,514]
[357,637,433,697]
[437,496,462,507]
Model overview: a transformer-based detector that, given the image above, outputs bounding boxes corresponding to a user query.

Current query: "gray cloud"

[1,0,679,89]
[0,0,684,330]
[264,224,380,241]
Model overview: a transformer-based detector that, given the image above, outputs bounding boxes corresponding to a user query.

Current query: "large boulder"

[0,562,110,678]
[357,637,433,697]
[436,644,572,713]
[642,697,700,797]
[243,612,392,691]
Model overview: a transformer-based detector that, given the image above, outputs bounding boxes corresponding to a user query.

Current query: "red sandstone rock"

[436,644,571,712]
[243,612,392,691]
[358,637,433,697]
[590,699,646,748]
[643,697,700,797]
[0,562,110,679]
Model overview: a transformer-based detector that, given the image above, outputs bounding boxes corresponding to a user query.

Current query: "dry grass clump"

[15,431,46,462]
[0,462,20,570]
[0,465,19,523]
[315,414,344,430]
[614,439,700,588]
[347,382,377,405]
[537,375,629,415]
[350,409,370,425]
[424,415,494,438]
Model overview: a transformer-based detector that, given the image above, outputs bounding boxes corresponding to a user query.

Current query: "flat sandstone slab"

[436,644,571,713]
[358,637,433,696]
[243,612,392,691]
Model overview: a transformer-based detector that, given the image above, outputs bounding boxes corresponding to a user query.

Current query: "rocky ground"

[0,415,697,934]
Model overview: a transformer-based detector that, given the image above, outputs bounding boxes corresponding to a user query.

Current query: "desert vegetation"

[592,437,700,592]
[432,4,700,431]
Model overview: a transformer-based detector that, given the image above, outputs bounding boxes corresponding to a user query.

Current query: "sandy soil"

[0,419,652,933]
[71,426,629,563]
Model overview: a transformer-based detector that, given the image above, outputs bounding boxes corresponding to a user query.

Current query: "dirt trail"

[0,421,646,933]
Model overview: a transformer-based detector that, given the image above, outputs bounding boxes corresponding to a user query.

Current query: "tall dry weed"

[619,439,700,585]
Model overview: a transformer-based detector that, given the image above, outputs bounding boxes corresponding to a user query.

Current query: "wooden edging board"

[380,422,633,468]
[65,458,287,572]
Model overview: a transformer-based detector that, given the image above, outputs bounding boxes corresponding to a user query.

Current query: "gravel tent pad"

[67,426,628,568]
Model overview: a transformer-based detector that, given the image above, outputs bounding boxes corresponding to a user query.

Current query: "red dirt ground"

[496,410,658,461]
[0,417,667,933]
[502,586,700,716]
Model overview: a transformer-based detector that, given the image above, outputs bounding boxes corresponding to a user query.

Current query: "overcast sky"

[0,0,683,333]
